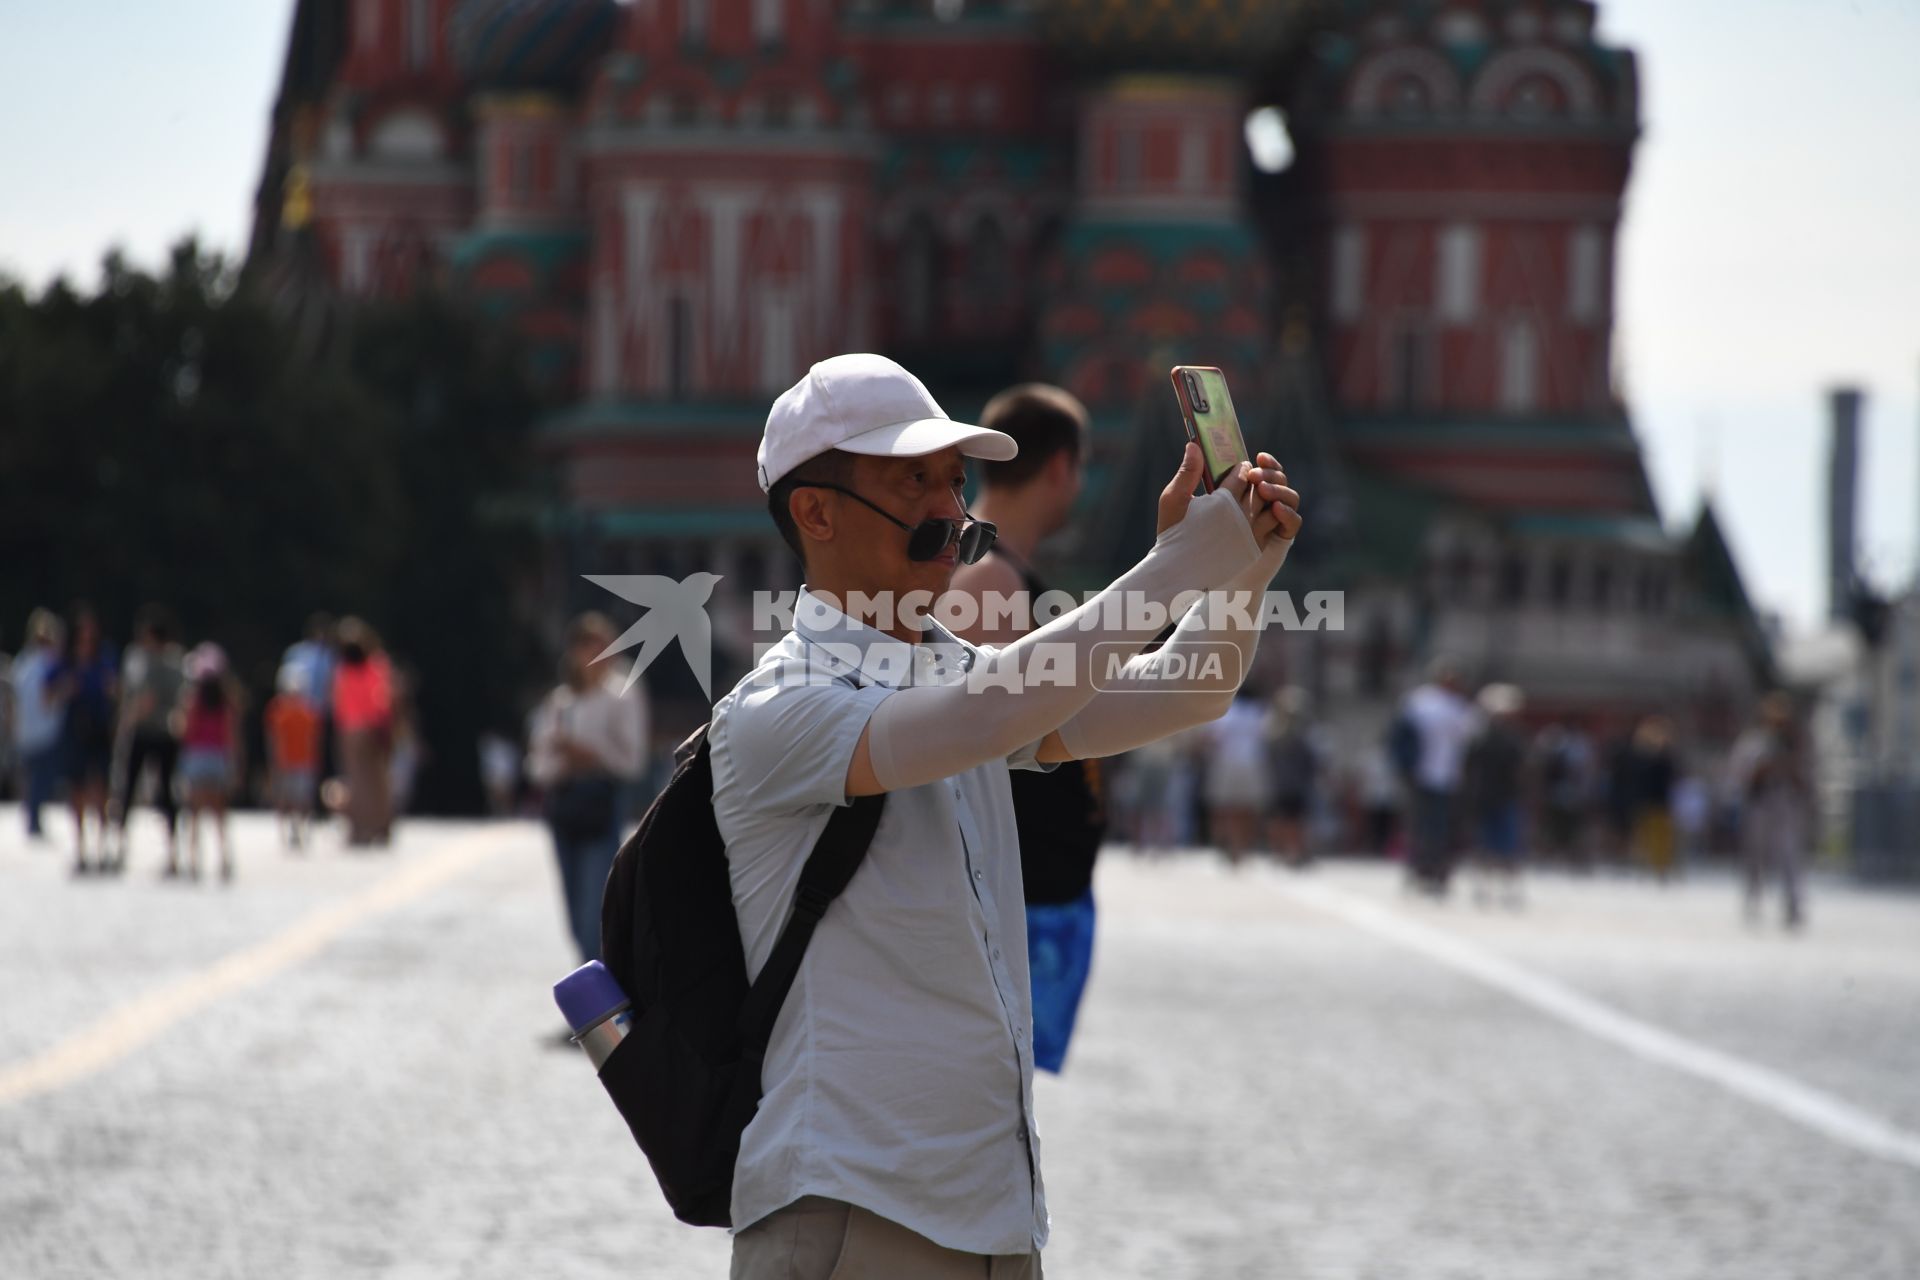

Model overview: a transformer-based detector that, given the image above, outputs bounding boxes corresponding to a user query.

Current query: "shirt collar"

[792,586,973,690]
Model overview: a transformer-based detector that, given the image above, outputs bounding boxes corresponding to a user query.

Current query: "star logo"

[582,572,723,698]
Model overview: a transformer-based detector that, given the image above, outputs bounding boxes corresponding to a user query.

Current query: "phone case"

[1169,366,1251,491]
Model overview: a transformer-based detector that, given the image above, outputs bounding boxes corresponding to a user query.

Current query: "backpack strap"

[735,790,886,1056]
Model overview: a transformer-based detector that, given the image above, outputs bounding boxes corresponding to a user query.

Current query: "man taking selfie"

[713,354,1302,1278]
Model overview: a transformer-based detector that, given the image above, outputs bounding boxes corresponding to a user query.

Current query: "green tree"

[0,240,542,813]
[340,290,546,813]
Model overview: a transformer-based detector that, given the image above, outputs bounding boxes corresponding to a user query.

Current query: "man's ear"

[790,486,836,547]
[1046,449,1075,489]
[1050,449,1087,505]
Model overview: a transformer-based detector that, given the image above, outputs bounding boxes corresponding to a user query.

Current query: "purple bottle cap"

[554,960,630,1033]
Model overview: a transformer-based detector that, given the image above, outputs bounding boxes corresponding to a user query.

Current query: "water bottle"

[554,960,633,1069]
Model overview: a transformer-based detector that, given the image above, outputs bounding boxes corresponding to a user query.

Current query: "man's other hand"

[1246,450,1303,550]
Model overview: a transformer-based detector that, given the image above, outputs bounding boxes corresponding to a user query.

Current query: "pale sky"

[2,0,1916,631]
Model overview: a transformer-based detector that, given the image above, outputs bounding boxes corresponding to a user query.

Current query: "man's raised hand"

[1156,443,1303,550]
[1155,442,1208,536]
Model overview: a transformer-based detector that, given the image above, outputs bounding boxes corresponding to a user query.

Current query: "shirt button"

[1017,1124,1029,1141]
[974,870,984,881]
[991,948,1001,960]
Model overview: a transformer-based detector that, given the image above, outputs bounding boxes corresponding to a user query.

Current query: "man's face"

[829,447,971,601]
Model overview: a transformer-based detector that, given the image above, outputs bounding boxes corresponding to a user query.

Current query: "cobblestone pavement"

[2,808,1915,1279]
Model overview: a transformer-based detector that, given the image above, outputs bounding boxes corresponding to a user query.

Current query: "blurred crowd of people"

[2,606,416,880]
[1108,662,1816,926]
[7,595,1815,938]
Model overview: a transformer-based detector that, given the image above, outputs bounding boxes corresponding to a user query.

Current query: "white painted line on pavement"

[0,828,522,1108]
[1275,876,1920,1173]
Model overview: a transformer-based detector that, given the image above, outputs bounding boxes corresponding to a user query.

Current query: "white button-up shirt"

[709,589,1050,1255]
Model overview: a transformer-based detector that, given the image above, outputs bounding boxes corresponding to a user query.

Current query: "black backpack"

[596,725,885,1227]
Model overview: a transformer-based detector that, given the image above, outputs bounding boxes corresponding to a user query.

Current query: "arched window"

[1499,318,1540,414]
[668,297,694,398]
[369,110,445,161]
[754,0,783,45]
[1436,11,1486,45]
[1498,551,1529,605]
[1469,49,1598,119]
[758,290,796,391]
[900,213,941,340]
[1386,76,1431,117]
[1637,566,1668,614]
[1113,126,1142,189]
[930,85,956,125]
[1548,554,1573,609]
[1436,223,1480,323]
[1348,48,1463,117]
[1179,126,1208,190]
[1590,558,1614,610]
[1388,319,1434,412]
[965,216,1011,323]
[1568,225,1605,322]
[1504,74,1567,120]
[1448,546,1477,599]
[1332,225,1366,322]
[972,83,1000,125]
[407,0,433,70]
[506,140,532,198]
[324,117,354,159]
[357,0,382,51]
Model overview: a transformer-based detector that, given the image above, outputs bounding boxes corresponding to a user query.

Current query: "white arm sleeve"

[866,489,1260,793]
[1054,533,1293,760]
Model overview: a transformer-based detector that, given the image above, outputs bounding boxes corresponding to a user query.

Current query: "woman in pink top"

[331,618,395,847]
[177,644,242,882]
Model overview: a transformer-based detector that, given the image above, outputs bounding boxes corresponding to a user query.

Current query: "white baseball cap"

[756,353,1018,492]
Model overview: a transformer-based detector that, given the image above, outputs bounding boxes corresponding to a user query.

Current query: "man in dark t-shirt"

[948,383,1106,1073]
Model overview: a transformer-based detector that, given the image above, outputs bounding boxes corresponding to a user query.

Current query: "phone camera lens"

[1186,371,1209,413]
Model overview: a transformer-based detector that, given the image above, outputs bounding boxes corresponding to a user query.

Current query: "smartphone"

[1170,365,1251,491]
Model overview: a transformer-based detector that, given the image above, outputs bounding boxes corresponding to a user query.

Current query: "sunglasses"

[793,483,999,565]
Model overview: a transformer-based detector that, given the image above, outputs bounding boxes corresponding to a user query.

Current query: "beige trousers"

[730,1197,1043,1280]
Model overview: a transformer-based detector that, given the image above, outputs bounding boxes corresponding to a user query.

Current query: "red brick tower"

[303,0,474,297]
[1282,0,1652,515]
[1267,1,1764,732]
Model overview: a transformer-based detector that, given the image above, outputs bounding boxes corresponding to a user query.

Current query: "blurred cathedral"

[248,0,1770,748]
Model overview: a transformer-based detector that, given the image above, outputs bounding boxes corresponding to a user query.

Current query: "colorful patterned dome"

[450,0,619,92]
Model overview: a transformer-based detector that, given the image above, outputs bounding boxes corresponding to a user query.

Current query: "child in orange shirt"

[265,665,323,851]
